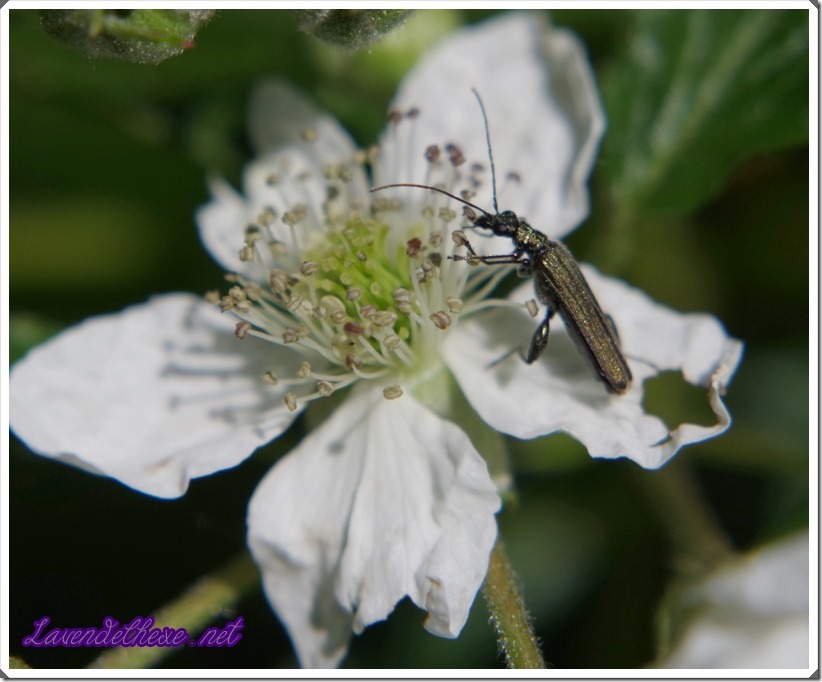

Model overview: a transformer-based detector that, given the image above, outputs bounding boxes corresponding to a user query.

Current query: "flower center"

[212,206,466,412]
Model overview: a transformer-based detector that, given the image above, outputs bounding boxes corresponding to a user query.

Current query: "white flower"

[10,13,743,668]
[656,530,810,669]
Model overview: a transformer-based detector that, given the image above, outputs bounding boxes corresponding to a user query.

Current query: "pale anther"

[373,311,398,328]
[346,287,362,301]
[244,283,262,301]
[300,261,318,277]
[234,321,252,340]
[438,207,457,223]
[445,143,465,167]
[344,354,363,370]
[445,296,464,314]
[344,321,366,337]
[284,392,298,412]
[297,361,312,379]
[261,371,279,385]
[270,271,289,294]
[383,384,404,400]
[258,207,276,225]
[317,381,334,397]
[429,311,452,330]
[526,299,539,318]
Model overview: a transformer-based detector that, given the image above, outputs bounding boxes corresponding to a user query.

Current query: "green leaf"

[601,10,808,216]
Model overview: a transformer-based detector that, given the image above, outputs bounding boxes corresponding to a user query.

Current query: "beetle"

[371,90,631,394]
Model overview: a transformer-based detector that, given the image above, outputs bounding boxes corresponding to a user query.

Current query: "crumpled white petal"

[378,12,604,247]
[197,80,370,276]
[247,386,501,668]
[10,294,301,498]
[659,530,809,669]
[443,266,743,469]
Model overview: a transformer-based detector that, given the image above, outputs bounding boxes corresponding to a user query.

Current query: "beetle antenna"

[369,183,493,219]
[471,88,499,215]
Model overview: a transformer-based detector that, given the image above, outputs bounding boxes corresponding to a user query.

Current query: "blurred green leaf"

[10,314,63,364]
[601,10,808,216]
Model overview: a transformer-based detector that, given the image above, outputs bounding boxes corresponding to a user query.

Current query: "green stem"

[87,552,259,669]
[637,458,733,572]
[482,540,545,669]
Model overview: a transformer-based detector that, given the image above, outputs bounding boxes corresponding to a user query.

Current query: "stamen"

[445,296,464,314]
[238,245,254,262]
[344,321,366,337]
[261,371,279,385]
[234,321,252,339]
[429,311,452,330]
[438,207,456,223]
[373,310,398,328]
[406,238,423,258]
[383,334,401,350]
[300,261,318,277]
[282,328,300,344]
[284,392,298,412]
[445,143,465,167]
[394,287,413,314]
[383,384,404,400]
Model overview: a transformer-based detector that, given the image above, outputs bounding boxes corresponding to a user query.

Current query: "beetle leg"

[525,308,555,364]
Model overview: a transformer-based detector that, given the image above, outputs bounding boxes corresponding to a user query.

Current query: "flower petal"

[10,294,301,498]
[197,80,370,275]
[247,386,500,668]
[660,530,809,668]
[443,267,743,469]
[248,79,361,167]
[377,12,604,242]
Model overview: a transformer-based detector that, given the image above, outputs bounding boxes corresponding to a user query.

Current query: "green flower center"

[302,217,416,345]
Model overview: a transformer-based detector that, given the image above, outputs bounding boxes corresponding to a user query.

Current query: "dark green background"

[9,9,810,669]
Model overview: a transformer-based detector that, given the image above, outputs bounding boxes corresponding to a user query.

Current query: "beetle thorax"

[515,222,547,251]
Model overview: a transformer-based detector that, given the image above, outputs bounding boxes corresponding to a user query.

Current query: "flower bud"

[40,9,214,64]
[293,9,412,50]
